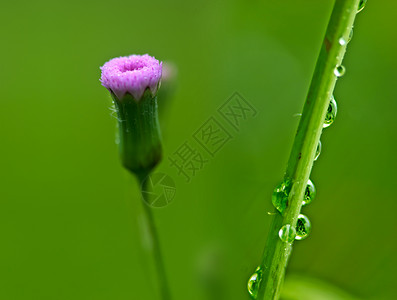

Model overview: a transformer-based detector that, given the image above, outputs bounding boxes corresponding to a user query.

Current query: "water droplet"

[303,179,316,206]
[314,140,321,161]
[348,29,353,43]
[334,65,346,77]
[357,0,367,13]
[338,37,346,46]
[323,96,337,128]
[279,224,296,243]
[295,214,311,240]
[247,267,262,299]
[272,179,292,214]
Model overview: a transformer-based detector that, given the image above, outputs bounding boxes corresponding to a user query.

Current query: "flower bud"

[100,54,163,179]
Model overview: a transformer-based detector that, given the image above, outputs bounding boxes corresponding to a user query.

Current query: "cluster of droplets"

[333,0,366,83]
[278,215,312,244]
[272,177,314,245]
[273,0,369,247]
[248,3,367,297]
[272,178,316,216]
[330,0,367,127]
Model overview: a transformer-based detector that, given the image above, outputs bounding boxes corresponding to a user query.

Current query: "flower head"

[100,54,162,101]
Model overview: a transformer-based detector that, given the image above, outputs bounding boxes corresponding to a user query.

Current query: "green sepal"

[111,89,162,179]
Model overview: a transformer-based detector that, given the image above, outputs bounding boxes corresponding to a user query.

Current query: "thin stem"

[257,1,360,299]
[138,175,171,300]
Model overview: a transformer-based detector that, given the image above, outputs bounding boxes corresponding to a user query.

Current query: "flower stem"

[257,1,361,299]
[138,174,171,300]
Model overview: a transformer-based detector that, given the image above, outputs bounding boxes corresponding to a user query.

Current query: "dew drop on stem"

[357,0,367,13]
[323,96,337,128]
[334,65,346,77]
[279,224,296,243]
[338,37,347,46]
[295,214,311,240]
[247,266,263,299]
[314,140,322,161]
[303,179,316,206]
[272,179,292,214]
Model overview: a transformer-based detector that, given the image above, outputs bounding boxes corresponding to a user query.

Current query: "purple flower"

[100,54,162,101]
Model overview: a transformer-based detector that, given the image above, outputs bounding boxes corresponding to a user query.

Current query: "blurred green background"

[1,0,396,299]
